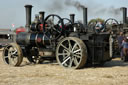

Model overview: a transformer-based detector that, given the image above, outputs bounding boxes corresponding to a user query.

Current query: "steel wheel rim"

[3,45,19,66]
[56,38,84,68]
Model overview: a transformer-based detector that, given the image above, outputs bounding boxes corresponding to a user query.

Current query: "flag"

[12,24,15,27]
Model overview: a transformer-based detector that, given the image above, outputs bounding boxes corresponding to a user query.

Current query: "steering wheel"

[88,20,97,28]
[104,18,119,32]
[43,14,64,40]
[58,18,73,32]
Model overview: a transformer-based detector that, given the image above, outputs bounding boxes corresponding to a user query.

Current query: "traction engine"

[2,5,111,69]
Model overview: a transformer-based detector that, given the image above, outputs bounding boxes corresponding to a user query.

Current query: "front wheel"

[2,43,23,66]
[56,37,88,69]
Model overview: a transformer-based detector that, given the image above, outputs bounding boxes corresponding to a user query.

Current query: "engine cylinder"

[16,32,50,47]
[30,23,43,32]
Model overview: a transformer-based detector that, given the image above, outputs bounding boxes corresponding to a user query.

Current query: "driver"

[95,22,104,33]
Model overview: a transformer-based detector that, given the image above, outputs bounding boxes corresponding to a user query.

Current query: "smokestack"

[70,14,75,23]
[121,7,127,24]
[24,5,33,32]
[39,11,45,24]
[83,7,88,26]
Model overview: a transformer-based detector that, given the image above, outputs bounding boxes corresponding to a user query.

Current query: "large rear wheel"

[56,37,87,69]
[2,43,23,66]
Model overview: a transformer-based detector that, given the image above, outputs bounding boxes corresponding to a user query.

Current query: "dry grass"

[0,51,128,85]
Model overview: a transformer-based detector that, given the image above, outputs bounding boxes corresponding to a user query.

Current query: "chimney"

[24,5,33,32]
[83,7,88,26]
[121,7,127,24]
[39,11,45,24]
[70,14,75,23]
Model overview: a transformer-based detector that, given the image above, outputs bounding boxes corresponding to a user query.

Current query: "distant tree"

[88,18,105,26]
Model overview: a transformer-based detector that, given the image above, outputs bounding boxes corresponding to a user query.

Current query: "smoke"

[45,0,65,12]
[64,0,85,10]
[95,6,121,16]
[35,0,123,21]
[64,0,122,20]
[56,0,121,16]
[44,0,85,13]
[108,7,121,15]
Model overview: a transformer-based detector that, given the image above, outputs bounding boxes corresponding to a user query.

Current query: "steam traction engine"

[2,5,111,69]
[107,7,128,61]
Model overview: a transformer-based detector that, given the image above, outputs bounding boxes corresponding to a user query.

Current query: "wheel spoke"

[63,55,70,61]
[74,52,81,55]
[68,39,72,50]
[60,44,70,52]
[8,55,13,64]
[72,43,78,51]
[74,54,81,58]
[73,57,79,66]
[69,58,73,67]
[64,49,69,53]
[8,52,11,58]
[12,52,18,57]
[73,49,81,53]
[8,58,12,64]
[12,57,18,64]
[12,50,17,55]
[62,57,71,65]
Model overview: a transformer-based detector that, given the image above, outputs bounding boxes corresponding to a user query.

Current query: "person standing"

[121,37,128,61]
[117,32,125,60]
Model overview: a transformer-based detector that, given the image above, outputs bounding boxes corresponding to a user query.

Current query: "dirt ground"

[0,51,128,85]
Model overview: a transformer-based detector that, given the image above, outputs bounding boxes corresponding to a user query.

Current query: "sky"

[0,0,128,30]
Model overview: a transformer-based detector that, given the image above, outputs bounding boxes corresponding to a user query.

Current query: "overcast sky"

[0,0,127,30]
